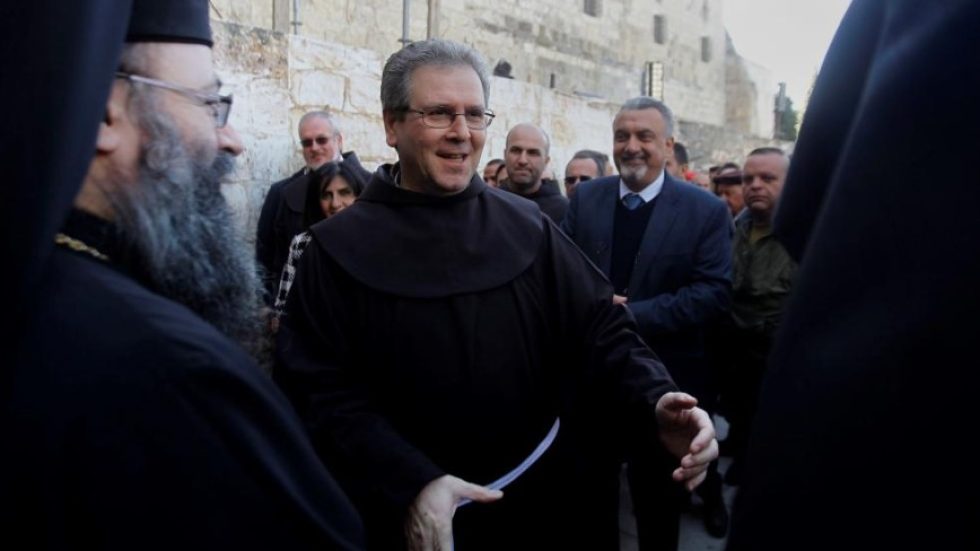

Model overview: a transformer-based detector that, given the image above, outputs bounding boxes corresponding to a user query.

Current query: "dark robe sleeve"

[274,239,446,512]
[1,0,128,373]
[729,1,980,549]
[542,219,678,438]
[558,188,578,239]
[771,1,885,262]
[84,348,367,550]
[12,254,366,549]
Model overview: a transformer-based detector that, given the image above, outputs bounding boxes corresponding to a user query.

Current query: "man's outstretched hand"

[656,392,719,491]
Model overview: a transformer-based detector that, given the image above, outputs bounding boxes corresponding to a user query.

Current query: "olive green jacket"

[731,211,797,335]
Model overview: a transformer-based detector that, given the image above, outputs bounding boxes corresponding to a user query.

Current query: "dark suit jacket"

[729,1,980,549]
[256,168,305,301]
[561,173,732,396]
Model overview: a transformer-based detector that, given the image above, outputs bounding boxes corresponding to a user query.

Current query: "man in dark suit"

[562,96,732,548]
[728,1,980,549]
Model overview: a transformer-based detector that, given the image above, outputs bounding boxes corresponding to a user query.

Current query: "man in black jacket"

[255,110,366,299]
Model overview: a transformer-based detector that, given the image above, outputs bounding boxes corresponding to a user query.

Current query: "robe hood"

[311,164,545,298]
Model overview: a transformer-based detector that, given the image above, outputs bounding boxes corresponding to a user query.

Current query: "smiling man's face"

[383,64,487,196]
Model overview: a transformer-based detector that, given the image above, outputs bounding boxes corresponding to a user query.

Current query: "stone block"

[347,71,382,114]
[292,70,346,111]
[214,23,287,79]
[233,76,293,136]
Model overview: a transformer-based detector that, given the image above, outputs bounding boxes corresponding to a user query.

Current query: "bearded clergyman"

[2,1,363,548]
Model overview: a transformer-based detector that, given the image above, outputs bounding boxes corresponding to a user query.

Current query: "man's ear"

[383,109,399,148]
[95,85,129,154]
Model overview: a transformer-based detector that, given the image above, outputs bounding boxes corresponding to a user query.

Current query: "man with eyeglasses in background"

[255,110,367,303]
[274,38,718,550]
[563,149,607,197]
[1,0,364,548]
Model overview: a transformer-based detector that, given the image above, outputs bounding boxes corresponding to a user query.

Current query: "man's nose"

[218,123,245,157]
[446,113,471,139]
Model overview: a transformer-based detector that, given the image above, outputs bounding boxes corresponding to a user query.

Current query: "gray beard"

[107,94,267,362]
[618,164,649,186]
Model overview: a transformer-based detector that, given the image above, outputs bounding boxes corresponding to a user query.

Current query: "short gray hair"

[298,110,341,136]
[381,39,491,115]
[619,96,675,138]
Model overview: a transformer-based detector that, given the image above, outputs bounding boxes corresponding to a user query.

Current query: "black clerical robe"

[500,178,569,223]
[275,166,677,549]
[2,210,364,550]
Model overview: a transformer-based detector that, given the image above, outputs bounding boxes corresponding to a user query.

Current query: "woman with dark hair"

[273,158,369,323]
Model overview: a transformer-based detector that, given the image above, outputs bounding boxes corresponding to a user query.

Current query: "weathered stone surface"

[725,35,775,138]
[234,77,293,135]
[212,0,273,31]
[678,120,793,171]
[213,22,287,79]
[293,70,347,108]
[215,1,763,127]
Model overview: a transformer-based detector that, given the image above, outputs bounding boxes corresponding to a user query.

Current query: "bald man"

[501,123,568,222]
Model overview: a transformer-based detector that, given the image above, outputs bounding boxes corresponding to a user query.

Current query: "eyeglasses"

[115,72,233,128]
[301,136,333,149]
[404,107,495,130]
[564,175,593,185]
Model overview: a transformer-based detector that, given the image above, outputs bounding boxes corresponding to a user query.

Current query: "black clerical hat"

[127,0,213,47]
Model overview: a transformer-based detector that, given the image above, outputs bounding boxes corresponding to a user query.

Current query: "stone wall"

[213,22,626,241]
[677,120,793,171]
[725,34,775,138]
[212,0,736,126]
